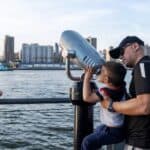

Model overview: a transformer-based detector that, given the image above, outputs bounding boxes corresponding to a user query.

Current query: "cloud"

[0,0,150,51]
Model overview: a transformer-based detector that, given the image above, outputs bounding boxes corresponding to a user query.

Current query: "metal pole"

[66,56,96,150]
[74,103,93,150]
[0,98,70,104]
[70,81,96,150]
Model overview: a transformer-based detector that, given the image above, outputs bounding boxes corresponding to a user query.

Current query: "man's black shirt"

[125,56,150,148]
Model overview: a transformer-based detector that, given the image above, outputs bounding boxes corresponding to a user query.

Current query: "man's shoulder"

[141,56,150,63]
[134,56,150,71]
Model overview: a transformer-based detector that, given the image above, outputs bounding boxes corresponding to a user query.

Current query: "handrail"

[0,97,124,149]
[0,98,70,104]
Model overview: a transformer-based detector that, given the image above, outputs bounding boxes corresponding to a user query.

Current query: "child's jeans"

[81,124,124,150]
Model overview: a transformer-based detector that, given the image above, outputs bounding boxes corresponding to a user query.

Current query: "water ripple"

[0,70,103,150]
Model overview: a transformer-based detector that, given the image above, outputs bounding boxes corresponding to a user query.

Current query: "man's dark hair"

[103,61,126,87]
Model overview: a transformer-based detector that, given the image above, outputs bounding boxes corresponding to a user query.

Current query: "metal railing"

[0,97,124,150]
[0,98,70,104]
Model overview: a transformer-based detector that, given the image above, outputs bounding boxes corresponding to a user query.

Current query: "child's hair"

[103,61,126,87]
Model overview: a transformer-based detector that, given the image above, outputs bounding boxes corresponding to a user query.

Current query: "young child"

[81,61,127,150]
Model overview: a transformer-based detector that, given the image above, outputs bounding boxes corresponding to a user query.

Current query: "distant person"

[101,36,150,149]
[81,61,127,150]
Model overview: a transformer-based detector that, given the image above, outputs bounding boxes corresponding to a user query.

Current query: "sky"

[0,0,150,54]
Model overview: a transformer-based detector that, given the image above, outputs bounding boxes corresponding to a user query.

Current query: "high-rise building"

[4,35,14,63]
[86,37,97,49]
[144,45,150,56]
[54,43,59,55]
[21,43,53,64]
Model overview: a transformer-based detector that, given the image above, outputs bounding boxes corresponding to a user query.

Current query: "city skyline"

[0,0,150,54]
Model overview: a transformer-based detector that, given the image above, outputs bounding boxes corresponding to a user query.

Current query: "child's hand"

[84,67,94,80]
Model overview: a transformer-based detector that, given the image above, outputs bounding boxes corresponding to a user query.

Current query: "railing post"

[70,81,96,150]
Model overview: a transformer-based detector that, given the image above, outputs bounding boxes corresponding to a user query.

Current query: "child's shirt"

[97,85,126,127]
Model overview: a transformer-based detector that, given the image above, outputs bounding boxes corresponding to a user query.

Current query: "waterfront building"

[144,44,150,56]
[86,36,97,49]
[54,43,59,56]
[53,42,63,64]
[4,35,14,63]
[21,43,53,64]
[102,46,117,61]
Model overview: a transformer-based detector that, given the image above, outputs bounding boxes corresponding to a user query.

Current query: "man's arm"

[101,94,150,115]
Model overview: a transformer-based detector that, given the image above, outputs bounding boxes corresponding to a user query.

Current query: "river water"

[0,70,131,150]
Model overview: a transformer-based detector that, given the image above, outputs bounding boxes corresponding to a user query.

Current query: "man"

[101,36,150,149]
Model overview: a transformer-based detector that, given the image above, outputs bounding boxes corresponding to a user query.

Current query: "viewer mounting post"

[66,54,95,150]
[59,30,105,150]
